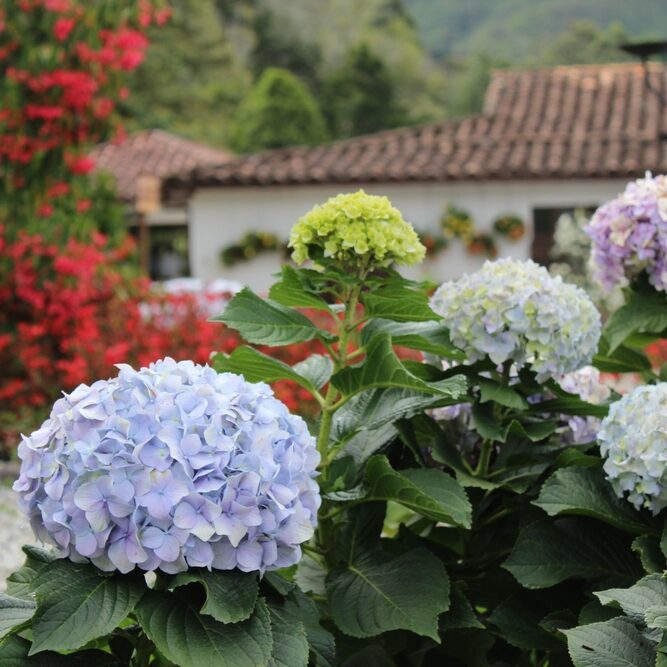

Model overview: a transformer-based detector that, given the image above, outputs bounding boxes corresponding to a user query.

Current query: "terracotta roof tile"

[90,129,232,201]
[165,63,667,193]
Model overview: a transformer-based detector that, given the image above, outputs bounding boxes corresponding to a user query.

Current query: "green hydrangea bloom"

[288,191,426,269]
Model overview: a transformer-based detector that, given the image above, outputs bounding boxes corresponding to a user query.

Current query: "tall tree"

[323,44,407,138]
[232,67,329,152]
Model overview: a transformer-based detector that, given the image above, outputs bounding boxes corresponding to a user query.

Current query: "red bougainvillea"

[0,0,169,229]
[0,228,325,456]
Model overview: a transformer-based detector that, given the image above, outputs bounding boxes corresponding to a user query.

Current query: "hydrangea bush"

[15,359,319,574]
[7,185,667,666]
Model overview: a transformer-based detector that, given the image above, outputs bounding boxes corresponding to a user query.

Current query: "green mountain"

[404,0,667,59]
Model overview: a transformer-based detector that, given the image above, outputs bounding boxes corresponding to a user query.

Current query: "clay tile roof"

[89,129,232,202]
[165,62,667,193]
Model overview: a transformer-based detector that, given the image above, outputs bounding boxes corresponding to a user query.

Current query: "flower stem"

[474,439,493,477]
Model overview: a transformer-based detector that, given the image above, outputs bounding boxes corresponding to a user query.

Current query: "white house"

[164,62,667,292]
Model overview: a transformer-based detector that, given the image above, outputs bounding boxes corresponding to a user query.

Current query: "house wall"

[187,179,627,292]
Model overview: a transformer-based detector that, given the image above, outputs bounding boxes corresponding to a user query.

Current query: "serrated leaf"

[595,575,667,623]
[365,455,472,528]
[327,548,450,640]
[213,346,320,396]
[478,378,528,409]
[136,591,272,667]
[362,286,440,322]
[29,559,144,654]
[332,388,441,439]
[534,467,654,534]
[605,289,667,352]
[169,568,259,624]
[6,546,56,600]
[295,553,327,596]
[268,266,332,312]
[268,603,308,667]
[211,287,333,346]
[644,606,667,629]
[0,593,35,639]
[331,334,466,398]
[280,590,336,667]
[632,535,665,574]
[360,319,465,359]
[565,618,656,667]
[292,354,333,389]
[503,519,641,589]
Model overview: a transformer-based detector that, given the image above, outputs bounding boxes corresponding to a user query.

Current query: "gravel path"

[0,485,30,590]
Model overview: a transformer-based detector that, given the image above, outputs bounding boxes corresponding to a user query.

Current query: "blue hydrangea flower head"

[429,258,601,381]
[13,358,320,574]
[599,383,667,513]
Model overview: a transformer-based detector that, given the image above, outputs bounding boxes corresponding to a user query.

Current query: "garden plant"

[5,181,667,666]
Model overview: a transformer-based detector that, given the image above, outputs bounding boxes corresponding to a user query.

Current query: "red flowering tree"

[0,225,325,456]
[0,0,169,234]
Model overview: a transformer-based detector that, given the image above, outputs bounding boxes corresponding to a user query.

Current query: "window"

[130,224,191,280]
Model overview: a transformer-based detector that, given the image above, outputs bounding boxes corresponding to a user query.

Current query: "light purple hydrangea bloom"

[13,358,321,574]
[430,259,601,382]
[598,383,667,513]
[587,172,667,291]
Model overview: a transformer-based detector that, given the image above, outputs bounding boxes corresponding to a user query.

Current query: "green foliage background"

[124,0,664,153]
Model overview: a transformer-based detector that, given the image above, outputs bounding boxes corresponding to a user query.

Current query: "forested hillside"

[123,0,664,152]
[405,0,665,58]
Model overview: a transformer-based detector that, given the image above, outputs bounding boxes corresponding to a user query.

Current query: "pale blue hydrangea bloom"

[430,259,601,381]
[557,366,610,445]
[598,383,667,514]
[13,358,320,574]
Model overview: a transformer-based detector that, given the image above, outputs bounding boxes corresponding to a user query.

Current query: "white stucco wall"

[188,179,627,292]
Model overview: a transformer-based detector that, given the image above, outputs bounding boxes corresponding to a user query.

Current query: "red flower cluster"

[0,228,324,456]
[0,0,167,223]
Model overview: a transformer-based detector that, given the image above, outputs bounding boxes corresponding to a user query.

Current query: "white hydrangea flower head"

[430,259,601,381]
[599,383,667,514]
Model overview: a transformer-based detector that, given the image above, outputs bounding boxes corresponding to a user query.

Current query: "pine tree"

[232,67,329,152]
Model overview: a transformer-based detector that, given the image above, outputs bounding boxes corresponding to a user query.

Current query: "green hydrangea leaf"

[534,467,655,534]
[503,519,641,589]
[211,288,334,346]
[169,568,259,624]
[360,319,465,359]
[213,347,323,397]
[0,593,35,640]
[326,548,450,640]
[564,618,656,667]
[595,575,667,622]
[364,455,472,528]
[29,559,144,654]
[331,334,466,398]
[6,546,57,601]
[136,591,272,667]
[605,288,667,352]
[362,286,440,322]
[267,602,309,667]
[268,266,333,312]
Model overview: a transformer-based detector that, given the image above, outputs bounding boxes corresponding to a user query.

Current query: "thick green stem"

[315,286,359,468]
[474,438,493,477]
